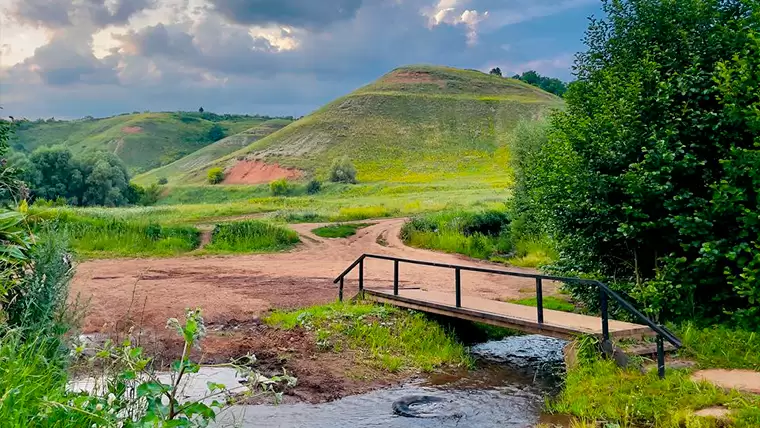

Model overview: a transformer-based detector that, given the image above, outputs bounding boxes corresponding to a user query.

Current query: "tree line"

[489,67,568,97]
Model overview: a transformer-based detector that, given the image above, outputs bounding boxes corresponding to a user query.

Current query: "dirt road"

[73,218,551,334]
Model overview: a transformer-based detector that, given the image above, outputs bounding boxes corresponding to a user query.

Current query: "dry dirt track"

[73,218,554,335]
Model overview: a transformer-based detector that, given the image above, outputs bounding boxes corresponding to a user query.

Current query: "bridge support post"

[393,260,399,296]
[600,288,610,342]
[536,278,544,324]
[455,268,461,308]
[656,334,665,379]
[339,277,344,302]
[359,258,364,293]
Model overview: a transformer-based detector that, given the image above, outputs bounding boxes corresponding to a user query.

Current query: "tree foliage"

[489,67,502,77]
[514,0,760,328]
[207,167,225,184]
[207,123,226,142]
[329,156,357,184]
[512,70,568,97]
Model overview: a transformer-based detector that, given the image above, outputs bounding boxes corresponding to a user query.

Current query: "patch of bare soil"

[222,160,302,185]
[72,218,554,402]
[692,369,760,394]
[121,126,143,134]
[384,71,445,87]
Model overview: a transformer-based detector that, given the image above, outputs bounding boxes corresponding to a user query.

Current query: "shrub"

[207,167,225,184]
[139,183,162,206]
[329,156,357,184]
[269,178,291,196]
[206,220,299,253]
[157,177,168,185]
[306,179,322,195]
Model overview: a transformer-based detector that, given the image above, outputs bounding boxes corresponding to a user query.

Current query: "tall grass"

[401,210,512,260]
[205,220,299,253]
[34,211,200,258]
[265,302,472,372]
[312,223,371,238]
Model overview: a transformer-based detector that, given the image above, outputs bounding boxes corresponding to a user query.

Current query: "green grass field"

[204,220,300,254]
[10,112,281,173]
[312,223,371,238]
[144,65,561,185]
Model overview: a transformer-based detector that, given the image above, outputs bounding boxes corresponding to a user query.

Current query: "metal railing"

[333,253,682,378]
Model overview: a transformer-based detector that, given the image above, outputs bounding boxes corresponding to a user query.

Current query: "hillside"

[132,119,293,185]
[9,112,280,173]
[150,65,563,184]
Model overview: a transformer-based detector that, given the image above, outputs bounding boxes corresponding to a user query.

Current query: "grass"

[146,65,561,185]
[510,296,575,312]
[10,112,277,173]
[312,223,371,238]
[32,209,200,258]
[506,238,559,268]
[204,220,299,253]
[264,301,472,372]
[550,334,760,427]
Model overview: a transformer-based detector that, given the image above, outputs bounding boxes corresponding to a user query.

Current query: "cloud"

[10,0,156,29]
[207,0,365,29]
[424,0,489,45]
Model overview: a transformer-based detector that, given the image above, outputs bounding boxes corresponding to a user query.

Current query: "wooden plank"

[364,288,653,340]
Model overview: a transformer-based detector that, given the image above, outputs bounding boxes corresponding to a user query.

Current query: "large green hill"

[142,65,563,184]
[9,112,281,173]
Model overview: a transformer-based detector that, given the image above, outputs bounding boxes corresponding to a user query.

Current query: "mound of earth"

[222,160,303,184]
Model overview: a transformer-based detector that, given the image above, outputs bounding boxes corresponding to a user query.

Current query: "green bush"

[206,220,299,253]
[269,178,291,196]
[306,179,322,195]
[207,167,225,184]
[157,177,168,185]
[329,156,357,184]
[515,0,760,328]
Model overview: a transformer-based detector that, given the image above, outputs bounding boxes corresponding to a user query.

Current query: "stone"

[691,369,760,394]
[694,406,731,419]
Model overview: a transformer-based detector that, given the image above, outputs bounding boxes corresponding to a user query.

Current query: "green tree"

[207,123,226,142]
[26,146,83,204]
[79,153,131,207]
[521,0,760,327]
[269,178,290,196]
[489,67,502,77]
[513,71,568,96]
[329,156,357,184]
[207,167,225,184]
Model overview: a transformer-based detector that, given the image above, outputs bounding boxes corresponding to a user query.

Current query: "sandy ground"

[222,160,302,184]
[71,218,555,402]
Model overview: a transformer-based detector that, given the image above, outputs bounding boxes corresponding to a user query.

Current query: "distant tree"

[198,107,204,113]
[207,167,225,184]
[269,178,291,196]
[489,67,502,77]
[207,124,226,142]
[78,152,131,207]
[306,179,322,195]
[329,156,357,184]
[512,70,568,97]
[26,146,83,203]
[157,177,168,185]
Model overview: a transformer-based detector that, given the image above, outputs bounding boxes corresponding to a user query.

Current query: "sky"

[0,0,601,119]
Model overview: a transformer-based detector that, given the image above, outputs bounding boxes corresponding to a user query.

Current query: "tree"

[198,107,204,113]
[513,70,568,97]
[269,178,290,196]
[489,67,502,77]
[519,0,760,327]
[0,119,24,204]
[306,179,322,195]
[26,146,82,203]
[329,156,357,184]
[78,152,131,207]
[207,167,225,184]
[157,177,168,185]
[207,123,226,142]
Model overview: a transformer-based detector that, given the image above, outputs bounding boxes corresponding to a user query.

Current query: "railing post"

[455,268,461,308]
[359,257,364,292]
[536,277,544,324]
[600,287,610,343]
[339,277,344,302]
[393,260,399,296]
[657,334,665,379]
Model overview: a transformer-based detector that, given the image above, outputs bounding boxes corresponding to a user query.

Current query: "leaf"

[136,381,170,398]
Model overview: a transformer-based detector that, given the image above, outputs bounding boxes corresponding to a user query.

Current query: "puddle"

[212,335,569,428]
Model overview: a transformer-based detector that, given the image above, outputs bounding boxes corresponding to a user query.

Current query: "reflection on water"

[214,335,568,428]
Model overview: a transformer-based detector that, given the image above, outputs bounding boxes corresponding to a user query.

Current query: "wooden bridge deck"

[364,288,653,340]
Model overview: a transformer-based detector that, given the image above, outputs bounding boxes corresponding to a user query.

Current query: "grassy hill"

[9,112,280,173]
[132,119,292,185]
[144,65,564,185]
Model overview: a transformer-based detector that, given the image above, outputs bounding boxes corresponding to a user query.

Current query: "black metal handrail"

[334,253,682,378]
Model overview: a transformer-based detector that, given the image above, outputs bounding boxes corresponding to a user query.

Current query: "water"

[213,335,568,428]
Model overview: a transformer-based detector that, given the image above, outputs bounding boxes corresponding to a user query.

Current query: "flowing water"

[213,335,569,428]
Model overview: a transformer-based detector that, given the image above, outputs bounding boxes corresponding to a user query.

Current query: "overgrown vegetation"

[329,156,358,184]
[549,335,760,427]
[206,167,225,184]
[205,220,299,253]
[265,302,472,372]
[510,0,760,329]
[511,70,568,97]
[311,223,371,238]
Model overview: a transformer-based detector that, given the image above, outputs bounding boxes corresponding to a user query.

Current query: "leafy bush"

[32,196,68,207]
[206,220,299,253]
[269,178,291,196]
[157,177,168,185]
[515,0,760,327]
[306,179,322,195]
[207,167,225,185]
[329,156,357,184]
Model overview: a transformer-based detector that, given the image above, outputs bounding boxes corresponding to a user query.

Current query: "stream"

[212,335,569,428]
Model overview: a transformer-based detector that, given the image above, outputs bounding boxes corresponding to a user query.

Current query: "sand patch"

[384,71,445,87]
[222,160,303,184]
[692,369,760,394]
[121,126,143,134]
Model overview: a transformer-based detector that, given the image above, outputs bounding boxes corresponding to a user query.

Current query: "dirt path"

[73,219,550,334]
